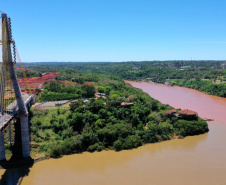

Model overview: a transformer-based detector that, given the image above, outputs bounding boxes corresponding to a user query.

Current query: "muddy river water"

[1,82,226,185]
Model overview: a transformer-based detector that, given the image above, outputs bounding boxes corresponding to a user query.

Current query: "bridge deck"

[0,94,35,131]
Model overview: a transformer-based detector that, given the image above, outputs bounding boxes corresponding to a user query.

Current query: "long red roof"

[166,109,177,114]
[178,109,197,116]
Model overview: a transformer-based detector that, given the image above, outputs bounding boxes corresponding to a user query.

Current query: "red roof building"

[166,109,198,120]
[166,109,177,115]
[178,109,198,119]
[178,109,197,116]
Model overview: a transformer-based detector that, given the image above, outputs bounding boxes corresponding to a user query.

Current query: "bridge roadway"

[0,94,35,132]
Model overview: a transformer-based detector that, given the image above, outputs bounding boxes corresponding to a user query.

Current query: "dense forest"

[20,60,226,97]
[13,69,208,158]
[40,81,95,101]
[16,69,42,78]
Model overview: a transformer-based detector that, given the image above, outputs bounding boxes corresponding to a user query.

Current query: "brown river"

[1,82,226,185]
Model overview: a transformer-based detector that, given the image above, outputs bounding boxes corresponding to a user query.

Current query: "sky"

[1,0,226,62]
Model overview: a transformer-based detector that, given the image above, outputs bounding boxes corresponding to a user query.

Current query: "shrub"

[113,139,123,151]
[61,139,74,154]
[50,143,62,158]
[123,135,142,149]
[87,143,105,152]
[39,144,50,152]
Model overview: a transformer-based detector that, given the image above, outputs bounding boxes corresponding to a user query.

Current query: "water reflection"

[0,157,33,185]
[0,117,34,185]
[17,132,209,185]
[0,166,31,185]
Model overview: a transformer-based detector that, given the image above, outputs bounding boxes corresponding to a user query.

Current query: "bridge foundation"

[0,132,5,160]
[20,115,30,158]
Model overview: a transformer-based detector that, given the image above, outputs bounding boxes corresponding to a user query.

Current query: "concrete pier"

[20,115,30,158]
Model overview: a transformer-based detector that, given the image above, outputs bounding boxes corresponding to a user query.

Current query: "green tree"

[81,84,95,97]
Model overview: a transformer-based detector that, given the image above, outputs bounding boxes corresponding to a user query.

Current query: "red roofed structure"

[166,109,177,115]
[85,82,94,86]
[166,109,198,120]
[166,109,177,117]
[178,109,198,119]
[178,109,197,115]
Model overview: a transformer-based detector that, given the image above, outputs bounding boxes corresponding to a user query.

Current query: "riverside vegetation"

[74,60,226,97]
[21,61,226,97]
[8,69,208,158]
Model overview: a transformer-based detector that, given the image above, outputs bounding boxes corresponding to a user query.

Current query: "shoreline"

[125,80,226,99]
[125,80,218,121]
[0,130,209,170]
[0,81,212,169]
[0,156,50,169]
[126,80,226,124]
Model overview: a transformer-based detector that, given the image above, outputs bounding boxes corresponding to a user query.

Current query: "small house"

[178,109,198,119]
[166,109,177,117]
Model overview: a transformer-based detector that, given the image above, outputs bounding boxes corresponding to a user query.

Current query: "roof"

[178,109,197,116]
[166,109,177,114]
[85,82,94,86]
[121,102,134,106]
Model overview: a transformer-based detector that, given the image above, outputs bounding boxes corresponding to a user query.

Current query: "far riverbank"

[126,80,226,124]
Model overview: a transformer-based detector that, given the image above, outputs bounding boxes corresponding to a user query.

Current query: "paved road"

[35,100,69,107]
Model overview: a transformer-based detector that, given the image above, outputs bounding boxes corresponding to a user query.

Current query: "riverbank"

[2,81,226,185]
[3,78,209,163]
[127,79,226,98]
[15,123,226,185]
[126,81,226,124]
[167,79,226,97]
[125,80,220,120]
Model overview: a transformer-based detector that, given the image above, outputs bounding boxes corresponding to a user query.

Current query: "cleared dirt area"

[18,72,59,88]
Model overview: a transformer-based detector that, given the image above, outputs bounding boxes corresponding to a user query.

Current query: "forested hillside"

[25,69,208,158]
[21,61,226,97]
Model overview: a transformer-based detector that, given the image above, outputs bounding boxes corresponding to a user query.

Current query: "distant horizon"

[20,60,226,63]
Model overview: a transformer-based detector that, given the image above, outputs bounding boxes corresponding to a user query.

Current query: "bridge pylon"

[0,12,31,159]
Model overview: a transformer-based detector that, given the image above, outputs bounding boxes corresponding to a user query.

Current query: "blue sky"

[1,0,226,62]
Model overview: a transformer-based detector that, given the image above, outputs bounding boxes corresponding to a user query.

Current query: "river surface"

[127,81,226,124]
[1,82,226,185]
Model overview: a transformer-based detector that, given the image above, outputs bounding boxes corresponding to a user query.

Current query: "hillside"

[8,69,208,159]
